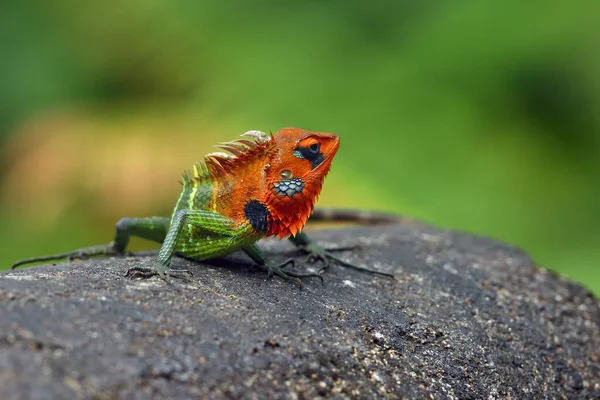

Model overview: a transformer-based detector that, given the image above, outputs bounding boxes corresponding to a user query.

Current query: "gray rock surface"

[1,223,599,399]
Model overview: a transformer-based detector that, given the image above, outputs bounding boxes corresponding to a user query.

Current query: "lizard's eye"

[293,141,325,169]
[280,170,292,179]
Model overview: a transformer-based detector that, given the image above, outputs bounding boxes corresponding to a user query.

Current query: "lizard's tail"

[309,208,403,224]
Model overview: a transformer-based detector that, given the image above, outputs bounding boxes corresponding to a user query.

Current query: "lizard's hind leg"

[12,217,169,269]
[288,232,395,279]
[244,244,323,288]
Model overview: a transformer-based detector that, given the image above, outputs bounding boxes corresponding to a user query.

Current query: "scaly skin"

[12,128,396,286]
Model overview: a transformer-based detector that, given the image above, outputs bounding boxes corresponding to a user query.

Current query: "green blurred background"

[1,1,599,294]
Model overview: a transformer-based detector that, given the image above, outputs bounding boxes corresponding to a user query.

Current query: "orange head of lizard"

[264,127,340,238]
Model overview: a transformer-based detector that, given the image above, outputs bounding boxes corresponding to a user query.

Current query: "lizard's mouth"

[320,135,340,164]
[330,136,341,155]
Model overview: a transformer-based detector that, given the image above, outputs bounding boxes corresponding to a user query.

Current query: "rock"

[1,223,599,399]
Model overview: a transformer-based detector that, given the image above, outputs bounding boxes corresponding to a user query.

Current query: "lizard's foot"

[303,244,360,263]
[125,266,193,281]
[299,242,394,279]
[256,259,323,288]
[12,242,120,270]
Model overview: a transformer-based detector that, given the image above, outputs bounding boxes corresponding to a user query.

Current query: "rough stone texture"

[0,223,599,400]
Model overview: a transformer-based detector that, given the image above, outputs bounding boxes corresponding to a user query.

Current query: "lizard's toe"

[125,267,158,280]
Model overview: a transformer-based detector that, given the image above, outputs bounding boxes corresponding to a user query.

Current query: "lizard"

[12,127,400,287]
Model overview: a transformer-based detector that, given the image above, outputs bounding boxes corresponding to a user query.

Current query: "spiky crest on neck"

[181,130,273,188]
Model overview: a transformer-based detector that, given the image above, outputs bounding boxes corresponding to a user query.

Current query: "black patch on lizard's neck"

[244,200,270,233]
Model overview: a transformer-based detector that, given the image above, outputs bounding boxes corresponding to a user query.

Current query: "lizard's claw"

[300,242,360,269]
[300,242,394,279]
[125,266,192,282]
[303,244,361,263]
[257,258,323,288]
[300,243,358,268]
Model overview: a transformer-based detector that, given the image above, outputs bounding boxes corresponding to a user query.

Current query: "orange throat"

[266,176,326,239]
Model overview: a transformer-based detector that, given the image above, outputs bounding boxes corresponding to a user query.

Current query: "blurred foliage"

[1,1,599,294]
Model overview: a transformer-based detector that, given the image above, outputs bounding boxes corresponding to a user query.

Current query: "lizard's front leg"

[125,210,237,281]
